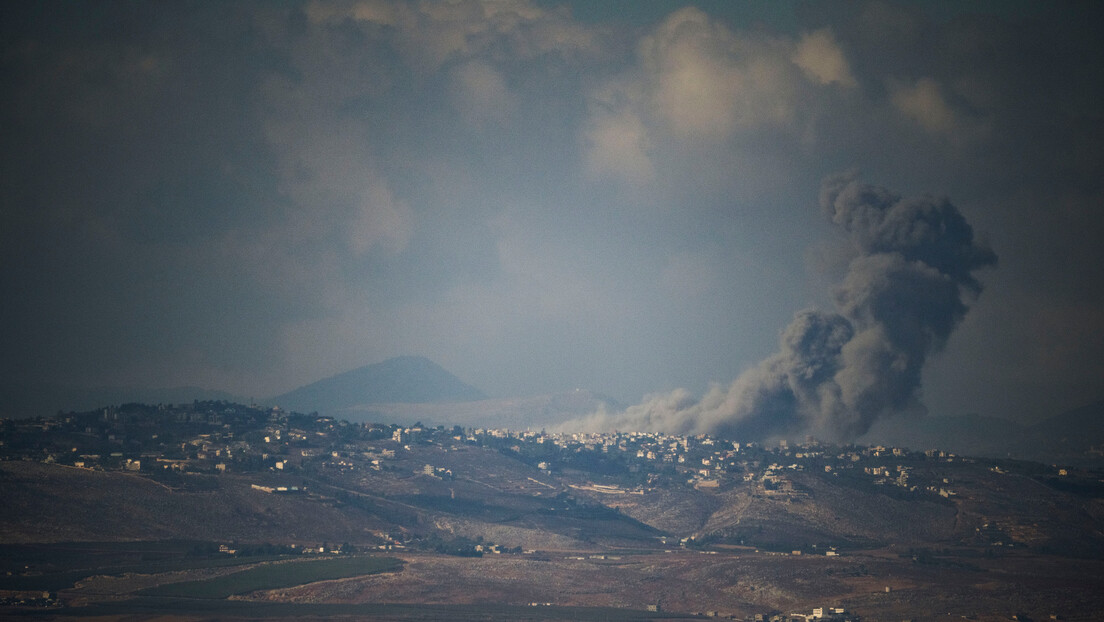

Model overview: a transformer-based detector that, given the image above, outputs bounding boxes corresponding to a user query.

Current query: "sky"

[2,1,1102,434]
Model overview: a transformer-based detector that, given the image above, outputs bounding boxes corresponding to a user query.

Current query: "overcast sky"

[2,1,1102,428]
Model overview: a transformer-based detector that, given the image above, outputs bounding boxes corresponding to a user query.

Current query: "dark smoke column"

[568,173,996,442]
[714,173,997,442]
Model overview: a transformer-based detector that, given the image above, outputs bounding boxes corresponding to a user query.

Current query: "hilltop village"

[4,400,991,503]
[2,400,1077,551]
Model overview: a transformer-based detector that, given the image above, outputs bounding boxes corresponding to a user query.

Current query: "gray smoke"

[569,173,996,441]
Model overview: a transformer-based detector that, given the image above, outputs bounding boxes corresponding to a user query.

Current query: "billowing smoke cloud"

[569,173,996,441]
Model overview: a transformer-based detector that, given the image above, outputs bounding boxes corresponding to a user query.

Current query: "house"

[812,606,850,619]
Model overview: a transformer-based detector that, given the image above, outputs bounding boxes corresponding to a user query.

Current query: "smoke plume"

[570,173,996,441]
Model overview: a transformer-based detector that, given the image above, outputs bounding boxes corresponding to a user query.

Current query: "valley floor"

[4,546,1101,621]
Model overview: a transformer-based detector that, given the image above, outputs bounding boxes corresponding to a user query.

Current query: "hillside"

[270,356,486,415]
[3,403,1104,620]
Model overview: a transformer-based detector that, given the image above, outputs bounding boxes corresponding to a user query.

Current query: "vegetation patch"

[0,540,292,592]
[137,555,403,599]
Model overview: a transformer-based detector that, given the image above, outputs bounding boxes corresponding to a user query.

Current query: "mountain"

[269,356,486,415]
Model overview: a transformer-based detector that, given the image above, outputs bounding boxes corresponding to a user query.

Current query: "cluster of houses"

[667,605,858,621]
[453,427,981,502]
[0,405,970,507]
[0,401,1070,509]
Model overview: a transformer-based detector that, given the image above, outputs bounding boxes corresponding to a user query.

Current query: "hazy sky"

[2,1,1102,426]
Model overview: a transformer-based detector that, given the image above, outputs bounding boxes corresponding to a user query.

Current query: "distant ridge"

[860,399,1104,465]
[270,356,486,415]
[0,383,242,418]
[1017,399,1104,463]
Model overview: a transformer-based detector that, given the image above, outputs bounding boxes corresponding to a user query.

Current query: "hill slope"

[270,356,486,415]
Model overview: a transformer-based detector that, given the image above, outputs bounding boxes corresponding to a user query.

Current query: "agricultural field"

[137,555,403,599]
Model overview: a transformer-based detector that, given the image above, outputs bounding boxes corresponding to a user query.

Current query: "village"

[2,398,1069,561]
[1,399,1070,516]
[3,400,1101,621]
[0,400,989,505]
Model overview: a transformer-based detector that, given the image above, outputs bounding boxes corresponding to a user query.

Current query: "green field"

[0,541,293,592]
[137,555,403,599]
